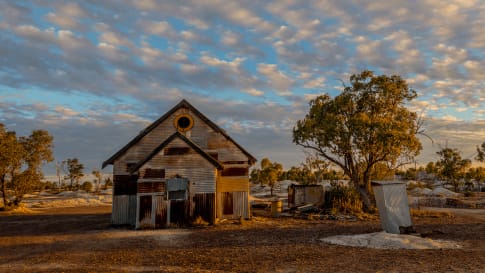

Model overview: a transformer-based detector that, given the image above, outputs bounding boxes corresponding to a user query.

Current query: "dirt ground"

[1,206,484,273]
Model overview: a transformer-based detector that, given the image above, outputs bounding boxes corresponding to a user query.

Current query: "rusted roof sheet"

[128,131,224,173]
[102,99,257,168]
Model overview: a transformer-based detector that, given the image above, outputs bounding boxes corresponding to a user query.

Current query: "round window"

[174,114,193,132]
[177,116,191,129]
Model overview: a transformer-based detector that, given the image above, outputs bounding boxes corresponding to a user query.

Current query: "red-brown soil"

[1,206,484,273]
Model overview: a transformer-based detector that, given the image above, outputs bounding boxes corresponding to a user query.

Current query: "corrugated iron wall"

[169,200,190,226]
[232,191,249,219]
[192,193,215,224]
[112,195,136,225]
[154,195,168,228]
[136,194,168,229]
[217,191,249,219]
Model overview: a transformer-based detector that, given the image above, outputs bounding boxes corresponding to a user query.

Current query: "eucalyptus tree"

[252,158,283,196]
[293,71,422,209]
[476,142,485,162]
[0,124,53,207]
[436,148,471,192]
[65,158,84,190]
[92,169,103,193]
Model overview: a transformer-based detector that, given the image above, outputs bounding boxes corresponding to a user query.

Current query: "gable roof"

[129,131,223,173]
[102,99,257,168]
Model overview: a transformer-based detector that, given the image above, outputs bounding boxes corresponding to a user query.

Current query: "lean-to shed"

[103,99,257,228]
[288,184,324,208]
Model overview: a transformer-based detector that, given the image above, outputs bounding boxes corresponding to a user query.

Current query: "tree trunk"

[1,175,8,207]
[359,174,376,213]
[358,186,372,210]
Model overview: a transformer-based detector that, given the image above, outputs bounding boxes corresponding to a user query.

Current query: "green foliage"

[325,184,363,215]
[370,162,395,180]
[425,161,437,174]
[37,181,56,191]
[283,166,315,185]
[407,181,430,191]
[293,71,422,208]
[92,169,103,193]
[476,142,485,162]
[251,158,283,196]
[104,177,113,189]
[435,147,471,192]
[80,181,93,192]
[65,158,84,190]
[281,156,344,185]
[0,123,53,208]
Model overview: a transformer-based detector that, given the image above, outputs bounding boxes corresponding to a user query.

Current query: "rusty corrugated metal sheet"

[233,191,249,219]
[154,196,168,228]
[112,195,136,225]
[138,181,166,193]
[138,195,152,228]
[221,168,248,176]
[192,193,215,224]
[221,192,234,215]
[113,175,137,195]
[136,194,167,229]
[170,200,190,226]
[217,191,249,220]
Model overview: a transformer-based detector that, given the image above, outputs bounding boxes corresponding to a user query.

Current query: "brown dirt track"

[1,206,484,273]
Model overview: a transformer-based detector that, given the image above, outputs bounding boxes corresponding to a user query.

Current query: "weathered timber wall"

[218,177,249,192]
[288,185,324,208]
[112,107,251,176]
[139,138,217,193]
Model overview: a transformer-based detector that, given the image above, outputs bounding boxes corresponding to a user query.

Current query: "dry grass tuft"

[192,216,210,227]
[410,209,454,218]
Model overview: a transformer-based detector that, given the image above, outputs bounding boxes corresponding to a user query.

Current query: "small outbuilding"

[288,184,324,209]
[372,181,414,234]
[103,99,256,228]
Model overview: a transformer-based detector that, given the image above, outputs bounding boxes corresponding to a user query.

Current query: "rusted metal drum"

[271,200,282,218]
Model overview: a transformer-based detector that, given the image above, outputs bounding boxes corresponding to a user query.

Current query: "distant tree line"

[397,143,485,192]
[0,123,113,210]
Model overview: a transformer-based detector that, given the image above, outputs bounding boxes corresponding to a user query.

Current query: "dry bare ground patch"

[1,206,484,273]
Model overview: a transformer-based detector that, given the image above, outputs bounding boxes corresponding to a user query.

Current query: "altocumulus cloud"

[0,0,484,173]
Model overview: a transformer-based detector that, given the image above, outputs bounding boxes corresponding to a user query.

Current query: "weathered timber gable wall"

[113,107,250,176]
[139,138,217,193]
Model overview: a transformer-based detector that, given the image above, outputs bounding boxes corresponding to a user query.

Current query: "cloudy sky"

[1,0,484,174]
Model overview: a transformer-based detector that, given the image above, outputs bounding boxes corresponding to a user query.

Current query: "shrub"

[80,181,93,192]
[325,185,363,214]
[192,216,209,227]
[464,191,475,197]
[407,181,430,191]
